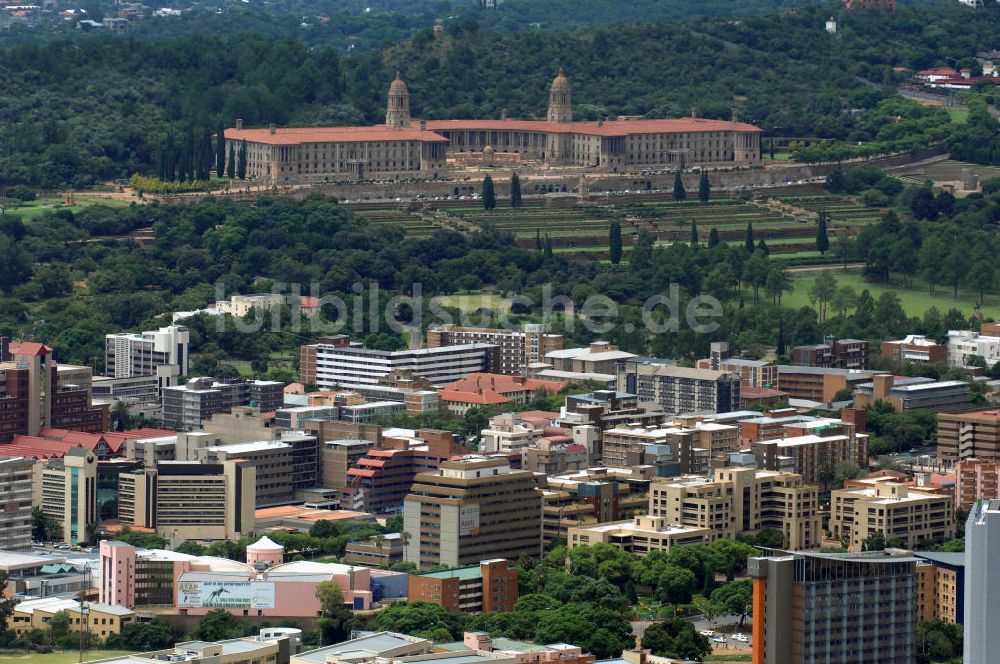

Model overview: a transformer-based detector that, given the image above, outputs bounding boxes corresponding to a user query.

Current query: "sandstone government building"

[223,71,762,184]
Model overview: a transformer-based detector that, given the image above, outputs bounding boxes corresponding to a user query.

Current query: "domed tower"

[386,71,411,128]
[547,68,572,124]
[246,536,284,569]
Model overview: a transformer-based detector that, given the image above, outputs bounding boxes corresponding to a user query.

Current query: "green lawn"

[947,107,969,124]
[780,269,1000,319]
[4,197,131,223]
[705,656,752,662]
[432,293,512,315]
[0,650,134,664]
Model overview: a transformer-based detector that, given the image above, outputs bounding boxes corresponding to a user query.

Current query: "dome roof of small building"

[247,536,284,551]
[389,72,409,94]
[483,145,495,155]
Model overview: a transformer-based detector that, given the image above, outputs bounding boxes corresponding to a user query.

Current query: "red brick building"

[408,559,518,613]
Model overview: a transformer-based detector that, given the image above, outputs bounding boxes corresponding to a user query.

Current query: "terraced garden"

[346,193,888,263]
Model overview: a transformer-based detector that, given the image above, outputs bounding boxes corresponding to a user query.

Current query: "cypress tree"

[757,238,769,255]
[183,129,195,182]
[776,317,786,357]
[708,227,720,247]
[197,128,212,181]
[609,221,623,264]
[543,233,553,258]
[690,220,699,247]
[236,140,247,180]
[698,171,710,202]
[482,174,496,210]
[745,223,755,252]
[164,132,177,181]
[816,210,830,255]
[535,229,542,251]
[510,173,522,208]
[216,125,226,178]
[673,171,686,201]
[227,144,236,179]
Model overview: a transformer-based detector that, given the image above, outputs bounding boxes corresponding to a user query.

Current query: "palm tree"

[110,399,133,431]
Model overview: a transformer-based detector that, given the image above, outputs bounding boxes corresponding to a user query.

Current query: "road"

[786,262,864,273]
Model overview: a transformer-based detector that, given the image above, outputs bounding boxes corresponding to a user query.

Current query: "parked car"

[733,634,750,643]
[699,630,716,637]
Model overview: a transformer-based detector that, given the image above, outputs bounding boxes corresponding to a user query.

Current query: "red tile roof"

[425,117,762,136]
[1,437,88,459]
[224,125,449,146]
[9,342,52,357]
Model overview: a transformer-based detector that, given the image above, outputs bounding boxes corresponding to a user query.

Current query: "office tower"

[403,456,542,571]
[749,550,918,664]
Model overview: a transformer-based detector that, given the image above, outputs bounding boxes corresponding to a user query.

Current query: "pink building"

[99,541,399,616]
[956,458,1000,511]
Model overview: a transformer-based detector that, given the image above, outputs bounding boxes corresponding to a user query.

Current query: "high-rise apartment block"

[403,456,542,571]
[830,478,954,551]
[749,550,917,664]
[161,377,284,430]
[33,447,98,545]
[751,420,868,485]
[697,342,778,388]
[791,337,869,369]
[964,499,1000,664]
[648,467,821,549]
[618,359,741,415]
[300,340,497,394]
[0,456,33,549]
[118,459,256,541]
[938,408,1000,467]
[105,325,189,386]
[428,324,563,374]
[955,457,1000,510]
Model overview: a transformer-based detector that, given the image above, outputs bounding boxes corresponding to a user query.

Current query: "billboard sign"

[459,503,480,536]
[177,581,275,609]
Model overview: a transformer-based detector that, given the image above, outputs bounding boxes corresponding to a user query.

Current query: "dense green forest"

[1,2,997,187]
[1,165,998,389]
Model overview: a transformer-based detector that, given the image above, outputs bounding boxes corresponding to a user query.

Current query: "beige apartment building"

[938,408,1000,467]
[648,467,821,550]
[567,515,710,555]
[830,478,954,551]
[403,456,542,571]
[601,422,738,473]
[33,448,98,545]
[428,324,563,375]
[118,460,255,542]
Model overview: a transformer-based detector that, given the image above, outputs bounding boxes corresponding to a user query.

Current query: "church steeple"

[386,71,411,128]
[547,68,572,124]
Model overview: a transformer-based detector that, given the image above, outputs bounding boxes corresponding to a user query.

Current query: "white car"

[733,634,750,643]
[712,636,726,644]
[699,630,715,637]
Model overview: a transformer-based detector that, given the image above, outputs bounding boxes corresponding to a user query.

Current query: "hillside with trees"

[2,2,999,187]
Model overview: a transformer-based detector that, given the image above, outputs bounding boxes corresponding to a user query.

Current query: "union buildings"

[223,71,762,184]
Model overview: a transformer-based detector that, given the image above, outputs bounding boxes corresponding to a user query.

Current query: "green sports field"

[780,269,1000,319]
[0,650,134,664]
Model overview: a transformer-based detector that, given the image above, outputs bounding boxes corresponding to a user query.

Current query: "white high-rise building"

[964,499,1000,663]
[105,325,189,386]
